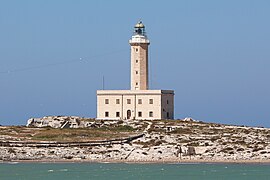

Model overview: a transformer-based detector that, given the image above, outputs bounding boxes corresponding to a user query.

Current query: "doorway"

[127,110,131,119]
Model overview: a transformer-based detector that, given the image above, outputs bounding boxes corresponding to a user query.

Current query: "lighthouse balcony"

[129,35,150,44]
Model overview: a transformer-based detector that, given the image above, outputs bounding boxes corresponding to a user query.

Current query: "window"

[136,82,138,85]
[105,112,109,117]
[136,71,138,74]
[136,60,138,63]
[127,99,131,104]
[149,99,153,104]
[167,112,170,118]
[149,111,153,117]
[135,48,138,52]
[116,99,120,104]
[105,99,109,104]
[138,111,142,117]
[167,100,169,104]
[138,99,142,104]
[116,112,120,117]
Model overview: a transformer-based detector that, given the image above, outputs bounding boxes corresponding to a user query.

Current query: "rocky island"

[0,116,270,163]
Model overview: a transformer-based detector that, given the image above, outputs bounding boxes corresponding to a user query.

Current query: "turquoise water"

[1,162,270,180]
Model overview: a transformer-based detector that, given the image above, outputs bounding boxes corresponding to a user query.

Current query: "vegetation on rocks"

[1,117,270,162]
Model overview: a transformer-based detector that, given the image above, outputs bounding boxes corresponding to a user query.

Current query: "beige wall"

[97,90,174,120]
[97,95,123,120]
[161,93,174,119]
[130,41,149,90]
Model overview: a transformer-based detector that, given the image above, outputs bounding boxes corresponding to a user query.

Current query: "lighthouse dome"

[135,21,145,28]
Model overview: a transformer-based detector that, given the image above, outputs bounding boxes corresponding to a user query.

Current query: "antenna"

[102,76,105,90]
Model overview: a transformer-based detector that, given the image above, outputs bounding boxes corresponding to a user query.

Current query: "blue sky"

[0,0,269,127]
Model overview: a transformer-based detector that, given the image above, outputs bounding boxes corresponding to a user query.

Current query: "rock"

[186,146,196,155]
[182,117,197,122]
[0,117,266,162]
[63,155,73,159]
[26,116,83,128]
[26,118,35,127]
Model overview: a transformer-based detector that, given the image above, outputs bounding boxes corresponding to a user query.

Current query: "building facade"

[97,21,174,120]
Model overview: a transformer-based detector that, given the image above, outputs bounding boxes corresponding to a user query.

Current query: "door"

[127,110,131,119]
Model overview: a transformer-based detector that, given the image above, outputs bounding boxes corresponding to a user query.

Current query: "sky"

[0,0,270,127]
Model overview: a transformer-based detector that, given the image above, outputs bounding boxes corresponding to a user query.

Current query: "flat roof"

[97,89,174,95]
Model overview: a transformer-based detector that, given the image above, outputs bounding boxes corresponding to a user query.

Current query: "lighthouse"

[129,21,150,90]
[97,21,174,120]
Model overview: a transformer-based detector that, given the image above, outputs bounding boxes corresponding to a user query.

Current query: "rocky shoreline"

[1,117,270,163]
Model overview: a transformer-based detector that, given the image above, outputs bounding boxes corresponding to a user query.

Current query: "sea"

[0,162,270,180]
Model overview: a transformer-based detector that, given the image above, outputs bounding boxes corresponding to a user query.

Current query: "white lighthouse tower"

[129,21,150,90]
[97,21,174,120]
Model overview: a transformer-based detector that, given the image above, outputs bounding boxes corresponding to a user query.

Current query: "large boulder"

[26,116,83,128]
